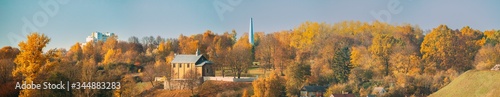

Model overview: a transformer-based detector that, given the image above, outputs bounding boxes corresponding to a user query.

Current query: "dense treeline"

[252,21,500,97]
[1,20,500,96]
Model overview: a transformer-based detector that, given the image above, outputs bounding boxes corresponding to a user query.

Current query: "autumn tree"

[119,76,140,97]
[0,46,20,84]
[290,21,321,50]
[77,58,98,97]
[284,62,311,96]
[290,21,331,62]
[474,44,500,70]
[12,33,51,97]
[184,69,201,96]
[102,49,122,64]
[212,33,235,77]
[484,30,500,45]
[252,71,285,97]
[389,52,421,75]
[0,60,17,96]
[199,30,217,59]
[456,26,484,71]
[271,31,295,75]
[421,25,454,72]
[369,34,400,76]
[350,46,372,68]
[102,35,118,53]
[388,25,424,75]
[227,33,253,79]
[143,61,160,87]
[421,25,470,72]
[68,42,83,61]
[178,34,200,54]
[255,34,279,74]
[242,88,249,97]
[156,40,173,60]
[128,36,140,44]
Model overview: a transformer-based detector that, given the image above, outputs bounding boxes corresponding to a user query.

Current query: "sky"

[1,0,499,50]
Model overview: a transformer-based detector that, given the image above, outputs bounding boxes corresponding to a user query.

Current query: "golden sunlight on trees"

[102,49,122,64]
[390,53,421,75]
[252,71,285,97]
[102,35,118,52]
[290,21,321,50]
[157,40,172,60]
[421,25,476,72]
[242,88,249,97]
[255,34,280,74]
[228,33,253,79]
[68,42,83,61]
[421,25,458,72]
[211,32,235,77]
[5,20,500,97]
[12,33,51,97]
[179,34,200,54]
[474,44,500,70]
[369,34,400,76]
[484,30,500,45]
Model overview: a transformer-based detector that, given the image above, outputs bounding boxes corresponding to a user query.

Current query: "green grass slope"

[430,70,500,97]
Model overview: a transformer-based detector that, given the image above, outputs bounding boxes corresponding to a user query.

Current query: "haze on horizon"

[0,0,499,50]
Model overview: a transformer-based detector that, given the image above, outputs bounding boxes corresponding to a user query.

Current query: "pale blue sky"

[1,0,499,50]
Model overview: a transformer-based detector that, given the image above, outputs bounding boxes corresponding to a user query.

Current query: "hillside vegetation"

[430,70,500,97]
[2,21,500,96]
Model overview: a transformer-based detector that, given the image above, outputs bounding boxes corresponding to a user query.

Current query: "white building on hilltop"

[86,31,115,43]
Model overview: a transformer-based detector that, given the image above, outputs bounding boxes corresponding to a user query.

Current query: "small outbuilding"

[329,94,355,97]
[371,87,386,95]
[491,64,500,71]
[300,86,327,97]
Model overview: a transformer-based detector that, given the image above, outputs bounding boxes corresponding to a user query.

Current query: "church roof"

[171,55,203,63]
[301,86,327,92]
[171,54,212,67]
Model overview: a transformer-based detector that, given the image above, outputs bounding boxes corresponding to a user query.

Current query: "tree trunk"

[237,70,241,79]
[150,80,155,87]
[222,69,225,77]
[384,58,389,76]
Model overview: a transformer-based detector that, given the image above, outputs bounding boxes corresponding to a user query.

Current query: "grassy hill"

[429,70,500,97]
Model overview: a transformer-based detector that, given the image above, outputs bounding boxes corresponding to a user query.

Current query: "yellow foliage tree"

[390,53,421,75]
[252,71,284,97]
[370,34,399,76]
[421,25,474,72]
[350,46,363,68]
[156,40,172,60]
[228,33,253,79]
[474,44,500,70]
[242,88,249,97]
[421,25,455,72]
[12,33,51,97]
[102,35,118,51]
[102,49,122,64]
[69,42,83,61]
[290,21,321,50]
[179,35,199,54]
